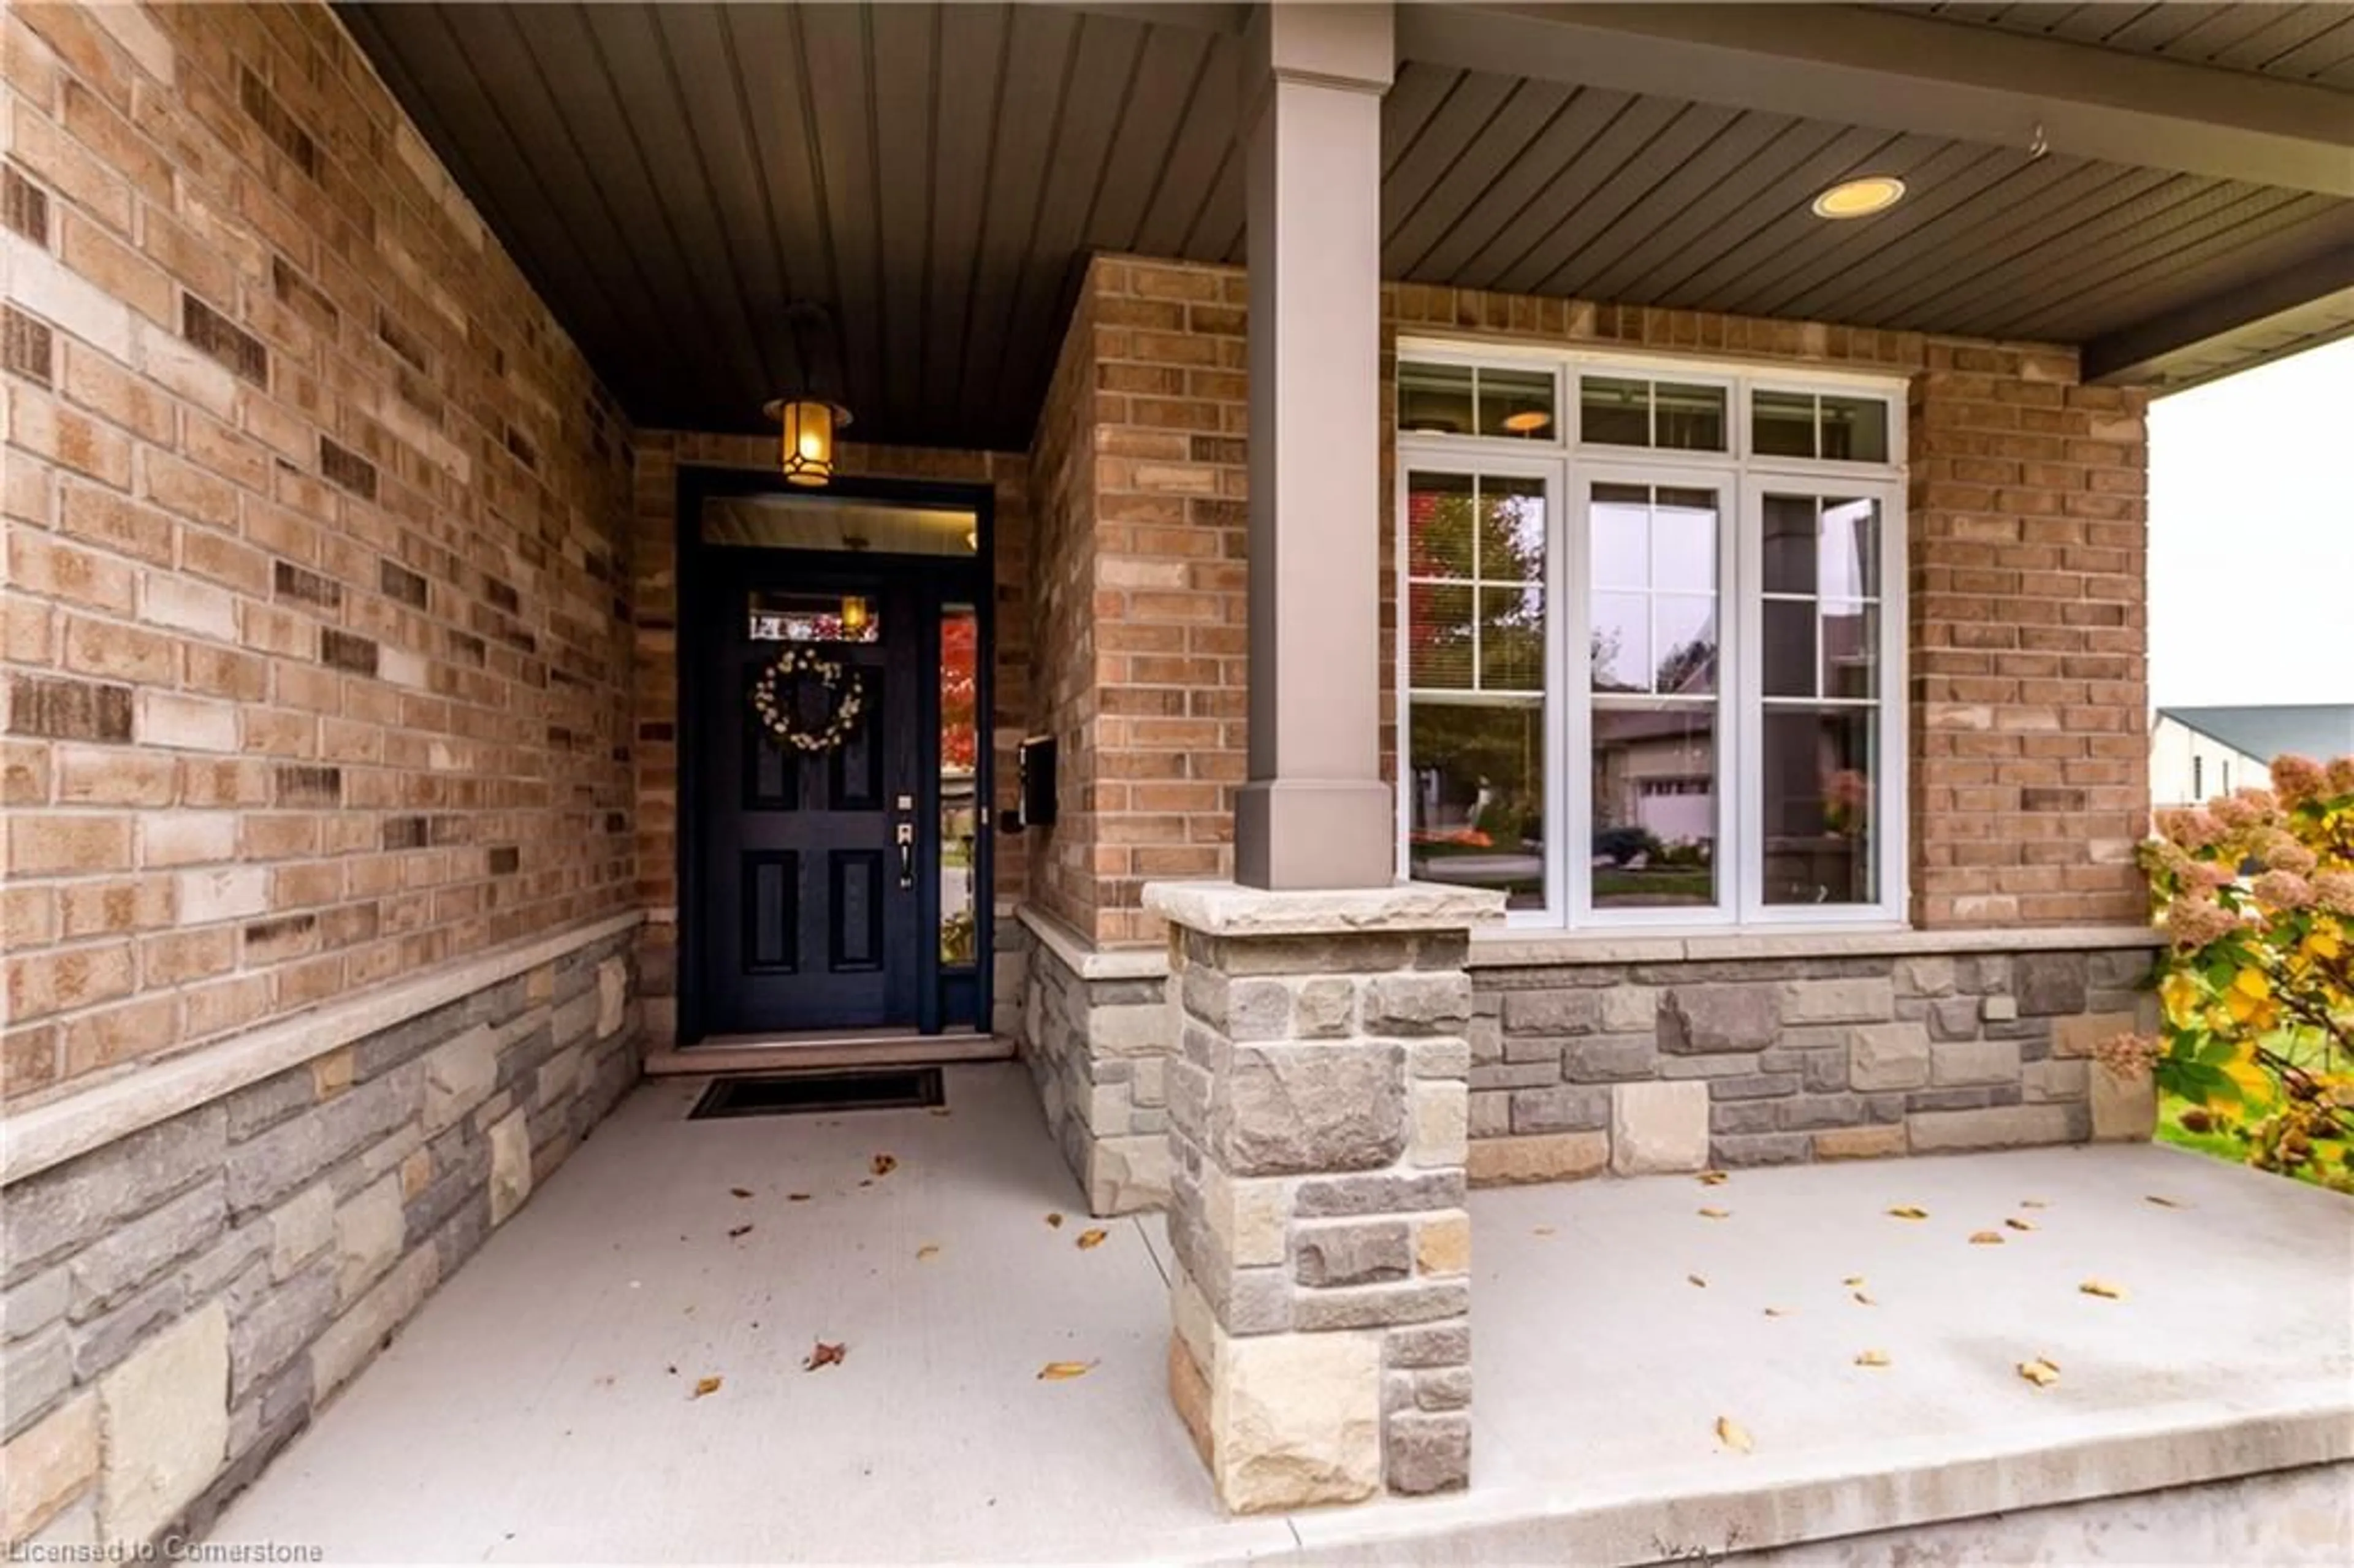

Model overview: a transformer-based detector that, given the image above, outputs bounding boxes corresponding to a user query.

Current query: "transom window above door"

[1396,346,1908,929]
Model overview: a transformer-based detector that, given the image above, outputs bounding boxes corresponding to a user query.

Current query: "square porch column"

[1148,880,1502,1511]
[1235,1,1395,892]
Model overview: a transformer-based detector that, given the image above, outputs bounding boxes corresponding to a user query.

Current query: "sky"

[2146,336,2354,709]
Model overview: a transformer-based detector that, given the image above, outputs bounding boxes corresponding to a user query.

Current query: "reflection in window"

[1591,704,1717,910]
[1760,495,1881,905]
[1579,377,1725,451]
[1407,470,1547,909]
[1588,480,1720,909]
[1751,390,1890,463]
[748,590,879,644]
[938,604,978,965]
[1398,362,1556,440]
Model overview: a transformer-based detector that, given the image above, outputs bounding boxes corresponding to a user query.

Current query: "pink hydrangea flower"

[2314,870,2354,918]
[2251,870,2314,910]
[2163,894,2238,951]
[2258,833,2318,876]
[2157,808,2225,851]
[2326,756,2354,796]
[2270,754,2325,805]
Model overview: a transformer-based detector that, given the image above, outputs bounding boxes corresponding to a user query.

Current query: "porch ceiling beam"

[2084,245,2354,389]
[1395,2,2354,198]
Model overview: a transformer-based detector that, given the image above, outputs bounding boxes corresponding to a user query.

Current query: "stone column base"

[1146,880,1503,1513]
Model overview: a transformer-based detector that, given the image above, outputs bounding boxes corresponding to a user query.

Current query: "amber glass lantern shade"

[764,397,851,487]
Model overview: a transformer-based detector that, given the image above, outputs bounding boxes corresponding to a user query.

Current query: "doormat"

[687,1067,946,1120]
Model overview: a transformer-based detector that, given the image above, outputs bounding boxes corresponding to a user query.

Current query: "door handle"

[894,821,915,890]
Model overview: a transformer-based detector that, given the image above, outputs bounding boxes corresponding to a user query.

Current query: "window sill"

[1468,921,2163,969]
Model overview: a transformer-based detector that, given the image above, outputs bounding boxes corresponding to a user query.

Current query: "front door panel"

[699,572,921,1033]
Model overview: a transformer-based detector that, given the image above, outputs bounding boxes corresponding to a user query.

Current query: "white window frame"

[1395,340,1911,931]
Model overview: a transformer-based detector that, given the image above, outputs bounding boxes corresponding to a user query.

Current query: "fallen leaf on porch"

[1715,1416,1753,1454]
[2005,1217,2036,1231]
[690,1376,722,1399]
[1076,1228,1108,1250]
[1854,1349,1891,1368]
[870,1154,898,1177]
[1968,1230,2004,1245]
[1687,1274,1708,1288]
[1045,1212,1065,1228]
[858,1180,873,1188]
[726,1224,753,1239]
[929,1108,953,1117]
[2017,1356,2061,1388]
[1852,1290,1876,1306]
[1697,1170,1730,1186]
[1037,1361,1096,1381]
[666,1364,677,1375]
[1533,1226,1556,1237]
[2078,1278,2127,1300]
[788,1193,812,1203]
[1762,1307,1792,1317]
[804,1341,848,1371]
[1697,1206,1731,1220]
[1885,1205,1929,1220]
[1842,1276,1865,1287]
[916,1244,941,1262]
[729,1188,753,1199]
[2019,1198,2049,1208]
[2144,1194,2185,1209]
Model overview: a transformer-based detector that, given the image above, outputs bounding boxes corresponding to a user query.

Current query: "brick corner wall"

[4,0,638,1105]
[1907,341,2151,927]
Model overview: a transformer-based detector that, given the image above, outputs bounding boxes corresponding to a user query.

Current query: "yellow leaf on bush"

[2231,967,2271,1002]
[2303,929,2342,962]
[1076,1228,1108,1250]
[2223,1054,2273,1103]
[1854,1349,1891,1368]
[2159,972,2202,1025]
[2079,1278,2127,1300]
[1037,1361,1095,1381]
[1885,1205,1929,1220]
[2017,1357,2060,1388]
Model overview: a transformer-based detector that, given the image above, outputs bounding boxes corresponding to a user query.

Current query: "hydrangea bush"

[2120,753,2354,1187]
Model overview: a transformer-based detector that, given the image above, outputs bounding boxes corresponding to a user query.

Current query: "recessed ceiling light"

[1500,410,1552,434]
[1811,176,1906,219]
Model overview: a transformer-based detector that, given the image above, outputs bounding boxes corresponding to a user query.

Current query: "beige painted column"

[1235,2,1396,891]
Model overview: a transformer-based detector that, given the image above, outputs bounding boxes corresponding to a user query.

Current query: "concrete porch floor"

[211,1064,2353,1564]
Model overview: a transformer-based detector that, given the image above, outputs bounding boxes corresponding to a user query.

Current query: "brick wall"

[2,2,637,1103]
[1023,263,2150,944]
[627,431,1032,1033]
[1024,256,1249,948]
[1907,348,2150,926]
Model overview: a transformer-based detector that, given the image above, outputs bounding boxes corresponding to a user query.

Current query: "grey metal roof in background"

[2160,704,2354,762]
[338,2,2354,452]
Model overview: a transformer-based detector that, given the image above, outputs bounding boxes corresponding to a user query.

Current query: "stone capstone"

[2090,1064,2158,1142]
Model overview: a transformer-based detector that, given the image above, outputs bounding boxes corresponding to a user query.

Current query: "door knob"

[894,820,915,890]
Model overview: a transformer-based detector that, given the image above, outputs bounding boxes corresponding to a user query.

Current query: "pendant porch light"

[765,395,852,487]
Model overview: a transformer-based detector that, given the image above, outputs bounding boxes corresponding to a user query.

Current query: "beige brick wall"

[1029,264,2149,943]
[2,2,637,1101]
[627,432,1032,1006]
[1025,257,1250,948]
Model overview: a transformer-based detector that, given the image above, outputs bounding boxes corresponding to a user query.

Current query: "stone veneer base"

[1016,906,1173,1216]
[0,926,641,1550]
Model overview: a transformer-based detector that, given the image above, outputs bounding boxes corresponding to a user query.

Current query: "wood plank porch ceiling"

[338,2,2354,451]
